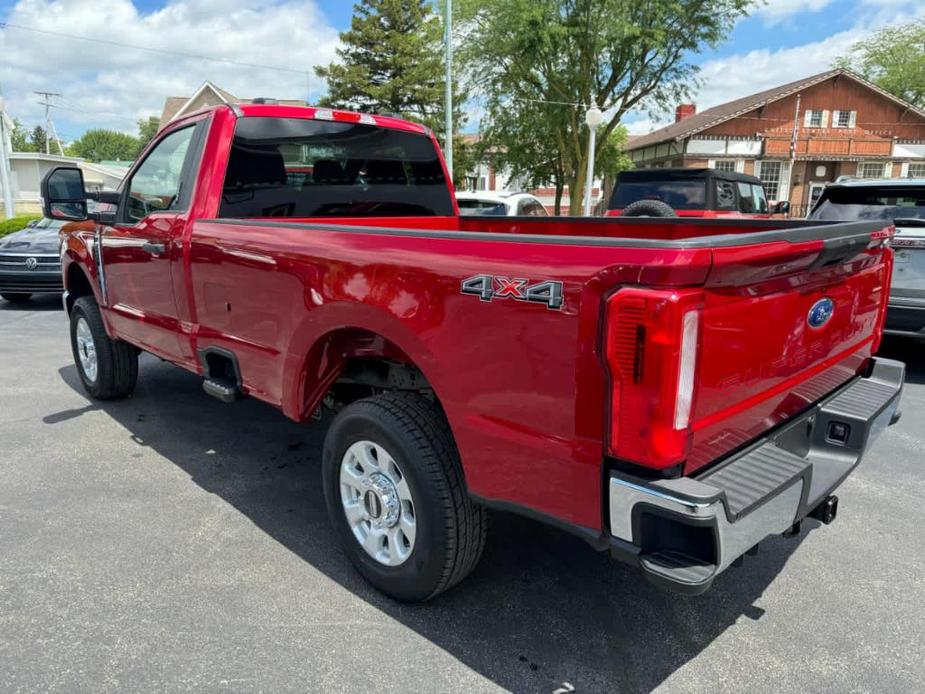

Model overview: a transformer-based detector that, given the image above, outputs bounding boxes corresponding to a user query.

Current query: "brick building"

[626,69,925,216]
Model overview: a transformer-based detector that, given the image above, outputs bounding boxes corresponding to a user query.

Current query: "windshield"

[457,199,508,216]
[219,117,454,218]
[610,180,706,210]
[809,186,925,221]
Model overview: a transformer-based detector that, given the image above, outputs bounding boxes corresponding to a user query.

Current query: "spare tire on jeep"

[621,199,677,218]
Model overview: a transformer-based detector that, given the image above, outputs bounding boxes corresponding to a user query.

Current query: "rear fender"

[282,303,442,423]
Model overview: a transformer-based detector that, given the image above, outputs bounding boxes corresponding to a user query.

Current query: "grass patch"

[0,215,42,238]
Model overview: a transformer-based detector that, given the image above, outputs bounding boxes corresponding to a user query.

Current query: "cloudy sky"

[0,0,923,142]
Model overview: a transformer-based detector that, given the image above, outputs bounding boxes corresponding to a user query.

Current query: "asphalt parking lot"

[1,296,923,694]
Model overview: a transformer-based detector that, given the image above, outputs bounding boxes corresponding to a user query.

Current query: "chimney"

[675,103,697,123]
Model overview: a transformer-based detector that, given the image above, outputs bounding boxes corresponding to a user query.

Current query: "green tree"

[29,125,48,153]
[67,129,140,162]
[9,119,34,152]
[835,23,925,109]
[460,0,753,214]
[315,0,465,144]
[136,116,161,153]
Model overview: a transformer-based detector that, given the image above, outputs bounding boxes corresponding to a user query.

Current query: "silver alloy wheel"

[340,440,416,566]
[75,317,98,383]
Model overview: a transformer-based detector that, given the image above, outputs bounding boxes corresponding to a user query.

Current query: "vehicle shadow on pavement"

[0,295,62,312]
[52,357,814,694]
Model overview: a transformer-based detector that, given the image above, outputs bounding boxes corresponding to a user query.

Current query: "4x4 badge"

[461,274,564,310]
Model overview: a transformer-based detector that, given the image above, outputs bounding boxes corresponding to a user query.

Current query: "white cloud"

[0,0,341,140]
[753,0,834,26]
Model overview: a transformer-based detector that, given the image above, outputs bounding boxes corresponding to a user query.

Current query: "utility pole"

[444,0,453,180]
[34,91,65,156]
[0,88,14,220]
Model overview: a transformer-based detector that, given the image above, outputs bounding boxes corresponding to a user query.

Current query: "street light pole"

[444,0,453,180]
[583,100,603,216]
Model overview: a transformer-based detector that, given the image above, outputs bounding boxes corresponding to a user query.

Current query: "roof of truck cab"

[826,178,925,189]
[617,167,762,184]
[227,103,431,135]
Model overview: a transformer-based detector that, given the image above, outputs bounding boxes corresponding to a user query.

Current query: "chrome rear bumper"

[608,357,904,594]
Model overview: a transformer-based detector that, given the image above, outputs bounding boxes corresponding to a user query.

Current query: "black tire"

[622,199,677,217]
[70,296,138,400]
[322,392,487,602]
[1,293,32,302]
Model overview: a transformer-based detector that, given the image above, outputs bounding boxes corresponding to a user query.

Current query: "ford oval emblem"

[808,298,834,328]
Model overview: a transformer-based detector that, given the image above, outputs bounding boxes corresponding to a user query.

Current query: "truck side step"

[639,550,716,590]
[203,378,240,403]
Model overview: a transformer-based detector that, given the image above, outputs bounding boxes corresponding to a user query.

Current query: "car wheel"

[322,392,487,602]
[1,293,32,302]
[70,296,138,400]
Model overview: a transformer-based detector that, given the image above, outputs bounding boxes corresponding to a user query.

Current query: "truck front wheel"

[322,392,487,602]
[70,296,138,400]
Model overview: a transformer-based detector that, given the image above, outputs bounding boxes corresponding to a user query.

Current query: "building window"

[758,160,783,200]
[858,162,886,179]
[713,160,736,173]
[908,163,925,178]
[833,110,854,128]
[809,110,823,127]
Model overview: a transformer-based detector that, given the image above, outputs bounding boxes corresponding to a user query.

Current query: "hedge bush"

[0,215,42,238]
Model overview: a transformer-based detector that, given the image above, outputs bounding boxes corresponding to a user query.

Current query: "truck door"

[101,120,205,362]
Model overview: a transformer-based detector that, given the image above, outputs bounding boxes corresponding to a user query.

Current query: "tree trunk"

[569,145,589,216]
[554,177,564,216]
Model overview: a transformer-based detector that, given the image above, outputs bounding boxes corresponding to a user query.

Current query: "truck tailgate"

[683,227,892,473]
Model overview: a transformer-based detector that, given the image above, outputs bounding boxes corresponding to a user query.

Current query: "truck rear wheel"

[70,296,138,400]
[322,392,487,602]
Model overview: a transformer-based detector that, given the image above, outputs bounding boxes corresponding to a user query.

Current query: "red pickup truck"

[43,103,903,601]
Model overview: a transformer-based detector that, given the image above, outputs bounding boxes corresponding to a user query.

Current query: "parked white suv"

[809,178,925,337]
[456,191,549,217]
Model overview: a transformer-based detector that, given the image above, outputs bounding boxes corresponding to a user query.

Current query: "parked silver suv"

[809,178,925,338]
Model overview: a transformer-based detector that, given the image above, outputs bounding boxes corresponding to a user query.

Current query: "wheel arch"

[282,306,444,424]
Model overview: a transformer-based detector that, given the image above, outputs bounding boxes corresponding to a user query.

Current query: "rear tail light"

[604,288,703,469]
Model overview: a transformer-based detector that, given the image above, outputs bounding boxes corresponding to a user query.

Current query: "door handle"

[142,242,166,256]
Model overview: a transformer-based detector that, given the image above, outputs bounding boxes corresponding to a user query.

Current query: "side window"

[751,185,769,214]
[715,181,736,210]
[126,126,197,222]
[516,199,531,215]
[737,182,755,213]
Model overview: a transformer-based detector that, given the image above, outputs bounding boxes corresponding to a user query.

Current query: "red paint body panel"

[60,104,895,535]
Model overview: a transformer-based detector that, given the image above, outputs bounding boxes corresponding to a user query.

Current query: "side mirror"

[773,200,791,215]
[40,167,89,222]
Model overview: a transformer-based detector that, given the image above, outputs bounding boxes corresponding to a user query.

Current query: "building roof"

[626,69,925,151]
[160,81,307,125]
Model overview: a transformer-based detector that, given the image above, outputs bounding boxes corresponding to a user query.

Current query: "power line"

[0,22,313,78]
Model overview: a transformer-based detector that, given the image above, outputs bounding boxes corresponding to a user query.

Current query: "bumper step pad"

[639,550,716,587]
[698,444,809,520]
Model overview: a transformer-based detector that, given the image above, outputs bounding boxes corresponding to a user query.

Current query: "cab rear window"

[610,180,706,210]
[218,117,454,218]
